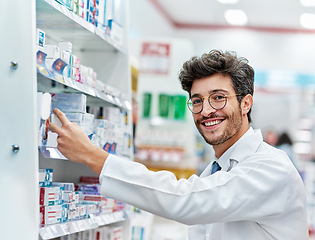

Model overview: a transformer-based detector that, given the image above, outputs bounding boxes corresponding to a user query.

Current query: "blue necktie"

[211,161,221,174]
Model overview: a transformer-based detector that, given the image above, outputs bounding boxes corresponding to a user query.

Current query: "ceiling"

[150,0,315,33]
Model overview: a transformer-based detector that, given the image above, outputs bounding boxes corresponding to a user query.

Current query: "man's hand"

[49,108,108,175]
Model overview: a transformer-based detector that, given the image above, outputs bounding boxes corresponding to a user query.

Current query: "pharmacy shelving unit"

[0,0,132,239]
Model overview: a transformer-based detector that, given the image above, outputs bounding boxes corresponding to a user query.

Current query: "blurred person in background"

[50,50,308,240]
[263,129,278,146]
[276,131,295,167]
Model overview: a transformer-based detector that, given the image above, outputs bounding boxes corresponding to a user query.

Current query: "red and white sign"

[140,42,171,74]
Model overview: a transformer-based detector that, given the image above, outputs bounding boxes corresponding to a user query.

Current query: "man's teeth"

[204,120,221,126]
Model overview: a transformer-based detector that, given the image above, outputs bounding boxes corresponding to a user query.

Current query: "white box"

[59,41,72,53]
[39,204,68,225]
[44,45,61,59]
[39,186,62,206]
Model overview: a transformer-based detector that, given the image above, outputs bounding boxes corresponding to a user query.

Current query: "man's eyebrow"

[191,89,229,98]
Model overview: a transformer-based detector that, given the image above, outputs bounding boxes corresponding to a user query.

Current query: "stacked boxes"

[71,54,81,82]
[40,204,69,225]
[80,64,97,87]
[93,119,115,153]
[50,93,95,136]
[39,169,71,225]
[76,183,116,214]
[45,92,130,156]
[39,170,123,227]
[51,92,87,115]
[91,106,130,156]
[39,186,62,206]
[87,0,99,26]
[53,0,125,45]
[59,41,72,79]
[40,39,100,86]
[44,44,61,72]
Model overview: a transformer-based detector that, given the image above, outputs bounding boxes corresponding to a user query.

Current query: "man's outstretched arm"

[49,108,109,175]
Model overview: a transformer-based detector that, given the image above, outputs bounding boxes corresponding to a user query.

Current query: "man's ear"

[241,94,253,116]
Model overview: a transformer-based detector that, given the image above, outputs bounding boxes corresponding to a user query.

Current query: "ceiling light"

[300,13,315,29]
[224,9,248,26]
[300,0,315,7]
[217,0,239,4]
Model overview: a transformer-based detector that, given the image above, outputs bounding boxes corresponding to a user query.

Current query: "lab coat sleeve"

[99,153,305,225]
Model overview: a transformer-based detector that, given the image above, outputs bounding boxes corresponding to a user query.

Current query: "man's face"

[191,73,243,147]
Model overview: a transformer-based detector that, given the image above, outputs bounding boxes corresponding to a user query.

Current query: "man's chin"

[205,138,225,146]
[201,132,224,145]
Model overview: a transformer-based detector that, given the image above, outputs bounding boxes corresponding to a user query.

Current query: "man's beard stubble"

[196,107,243,146]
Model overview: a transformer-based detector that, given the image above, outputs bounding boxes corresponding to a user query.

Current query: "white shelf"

[36,0,126,52]
[39,211,127,240]
[39,146,132,161]
[40,0,95,33]
[90,211,127,227]
[1,0,132,239]
[37,72,132,111]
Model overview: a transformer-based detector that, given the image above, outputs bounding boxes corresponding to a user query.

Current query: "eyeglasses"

[187,92,240,114]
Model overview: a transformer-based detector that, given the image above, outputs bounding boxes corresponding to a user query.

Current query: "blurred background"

[128,0,315,239]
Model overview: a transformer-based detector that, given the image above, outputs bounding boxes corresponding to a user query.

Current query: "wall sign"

[140,42,171,74]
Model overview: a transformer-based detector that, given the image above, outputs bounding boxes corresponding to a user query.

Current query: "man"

[50,50,308,239]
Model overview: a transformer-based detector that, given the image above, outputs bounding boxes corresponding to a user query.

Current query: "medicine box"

[51,93,87,104]
[39,204,68,225]
[44,45,61,59]
[78,192,105,203]
[76,183,101,192]
[52,182,75,192]
[79,204,87,219]
[39,169,53,187]
[59,41,72,53]
[62,191,74,203]
[51,101,86,113]
[39,186,62,206]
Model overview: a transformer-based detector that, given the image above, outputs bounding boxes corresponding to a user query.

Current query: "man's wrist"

[85,144,109,175]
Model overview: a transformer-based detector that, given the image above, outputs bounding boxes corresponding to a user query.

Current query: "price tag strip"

[39,211,128,239]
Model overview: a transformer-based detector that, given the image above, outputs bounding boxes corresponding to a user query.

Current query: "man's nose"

[201,99,216,116]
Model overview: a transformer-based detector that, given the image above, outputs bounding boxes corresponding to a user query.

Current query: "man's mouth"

[202,119,223,127]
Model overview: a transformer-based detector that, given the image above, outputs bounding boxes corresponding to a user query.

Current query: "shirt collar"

[216,127,263,171]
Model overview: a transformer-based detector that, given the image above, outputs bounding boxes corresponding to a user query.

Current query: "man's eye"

[192,98,202,105]
[212,94,225,101]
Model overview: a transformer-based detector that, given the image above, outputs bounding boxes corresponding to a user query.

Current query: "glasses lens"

[187,97,203,113]
[209,93,227,110]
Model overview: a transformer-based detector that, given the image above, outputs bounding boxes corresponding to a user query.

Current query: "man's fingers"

[49,121,61,134]
[52,108,71,126]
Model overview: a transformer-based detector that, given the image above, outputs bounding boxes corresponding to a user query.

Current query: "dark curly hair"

[179,49,254,123]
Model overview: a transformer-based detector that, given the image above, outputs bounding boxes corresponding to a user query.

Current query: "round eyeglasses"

[187,92,240,114]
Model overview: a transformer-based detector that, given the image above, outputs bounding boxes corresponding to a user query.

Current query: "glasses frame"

[187,92,240,114]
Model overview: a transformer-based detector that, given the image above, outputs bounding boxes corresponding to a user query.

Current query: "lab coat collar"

[216,127,263,171]
[200,128,263,177]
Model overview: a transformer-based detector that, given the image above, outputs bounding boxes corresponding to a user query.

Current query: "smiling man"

[189,75,251,157]
[50,50,308,240]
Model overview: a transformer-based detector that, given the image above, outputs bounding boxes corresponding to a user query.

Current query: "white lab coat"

[99,128,309,239]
